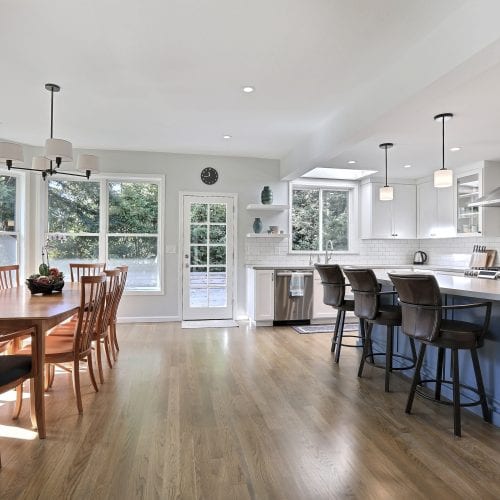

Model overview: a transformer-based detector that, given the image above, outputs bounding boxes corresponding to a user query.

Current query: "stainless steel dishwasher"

[274,269,314,323]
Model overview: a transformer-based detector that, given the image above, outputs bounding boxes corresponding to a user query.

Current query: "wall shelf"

[246,204,289,211]
[246,233,289,238]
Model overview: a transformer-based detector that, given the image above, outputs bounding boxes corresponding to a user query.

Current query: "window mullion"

[318,188,323,252]
[100,180,108,263]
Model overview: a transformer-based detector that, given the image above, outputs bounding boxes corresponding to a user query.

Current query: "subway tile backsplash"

[245,236,500,268]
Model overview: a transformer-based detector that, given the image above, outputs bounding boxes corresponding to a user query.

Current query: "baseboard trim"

[117,316,180,324]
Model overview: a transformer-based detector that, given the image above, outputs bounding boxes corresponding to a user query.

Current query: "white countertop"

[374,269,500,301]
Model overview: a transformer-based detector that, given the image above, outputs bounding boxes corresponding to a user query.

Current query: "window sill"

[288,251,360,256]
[123,289,164,296]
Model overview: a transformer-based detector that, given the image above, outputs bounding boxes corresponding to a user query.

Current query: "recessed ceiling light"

[403,164,412,168]
[347,160,357,164]
[223,135,232,139]
[450,147,462,152]
[242,86,255,93]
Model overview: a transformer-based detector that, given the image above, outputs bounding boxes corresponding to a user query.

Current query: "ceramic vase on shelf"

[253,217,263,234]
[261,186,273,205]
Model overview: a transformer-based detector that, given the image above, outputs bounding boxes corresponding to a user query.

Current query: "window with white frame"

[46,176,162,291]
[0,174,20,265]
[290,184,353,252]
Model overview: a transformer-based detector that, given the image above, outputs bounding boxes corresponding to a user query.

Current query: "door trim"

[178,191,238,321]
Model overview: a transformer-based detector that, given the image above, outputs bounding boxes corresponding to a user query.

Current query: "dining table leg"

[30,321,46,439]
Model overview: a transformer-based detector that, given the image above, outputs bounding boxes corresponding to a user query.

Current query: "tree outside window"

[47,178,161,290]
[292,186,349,251]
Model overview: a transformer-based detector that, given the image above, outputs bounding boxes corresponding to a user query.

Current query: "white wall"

[20,145,281,321]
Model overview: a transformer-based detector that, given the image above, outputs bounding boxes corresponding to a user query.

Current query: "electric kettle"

[413,250,428,265]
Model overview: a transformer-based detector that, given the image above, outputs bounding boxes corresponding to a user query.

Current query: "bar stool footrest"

[363,352,416,371]
[416,379,483,407]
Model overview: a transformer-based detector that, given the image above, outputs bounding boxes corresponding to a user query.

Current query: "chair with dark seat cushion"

[0,327,36,468]
[314,264,365,362]
[389,273,492,437]
[343,268,417,392]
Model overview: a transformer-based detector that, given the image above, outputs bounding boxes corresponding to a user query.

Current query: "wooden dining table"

[0,282,82,438]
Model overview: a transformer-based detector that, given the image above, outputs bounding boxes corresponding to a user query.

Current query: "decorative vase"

[253,217,263,233]
[261,186,273,205]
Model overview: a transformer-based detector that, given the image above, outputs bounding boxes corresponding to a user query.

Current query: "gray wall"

[20,145,282,320]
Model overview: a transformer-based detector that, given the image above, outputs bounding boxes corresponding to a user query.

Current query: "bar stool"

[389,273,492,437]
[343,268,417,392]
[314,264,365,363]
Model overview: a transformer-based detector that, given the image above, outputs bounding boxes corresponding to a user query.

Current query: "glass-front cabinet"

[456,172,481,235]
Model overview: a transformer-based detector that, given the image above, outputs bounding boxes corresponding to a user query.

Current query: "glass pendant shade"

[45,138,73,162]
[434,168,453,188]
[32,156,50,170]
[77,154,99,173]
[379,185,394,201]
[0,141,24,164]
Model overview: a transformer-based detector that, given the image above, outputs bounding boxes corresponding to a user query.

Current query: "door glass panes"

[189,202,227,308]
[457,173,479,234]
[0,175,17,231]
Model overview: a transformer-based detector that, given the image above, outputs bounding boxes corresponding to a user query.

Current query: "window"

[291,184,351,252]
[46,176,162,291]
[0,174,20,265]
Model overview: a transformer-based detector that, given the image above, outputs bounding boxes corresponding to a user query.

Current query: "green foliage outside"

[292,189,320,250]
[0,175,16,231]
[47,180,159,261]
[109,182,158,233]
[292,188,348,251]
[322,190,348,250]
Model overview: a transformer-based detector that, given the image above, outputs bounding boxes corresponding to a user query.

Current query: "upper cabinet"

[417,181,454,239]
[454,161,500,237]
[360,182,416,239]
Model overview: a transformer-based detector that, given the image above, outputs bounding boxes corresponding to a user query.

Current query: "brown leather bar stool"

[315,264,365,363]
[343,268,417,392]
[389,273,492,437]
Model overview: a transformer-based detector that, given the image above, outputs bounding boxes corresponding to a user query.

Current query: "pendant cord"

[441,116,445,171]
[49,88,54,172]
[385,146,388,186]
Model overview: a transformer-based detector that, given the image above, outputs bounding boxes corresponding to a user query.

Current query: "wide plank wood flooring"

[1,322,500,499]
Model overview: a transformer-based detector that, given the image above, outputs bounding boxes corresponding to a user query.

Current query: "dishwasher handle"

[275,271,313,277]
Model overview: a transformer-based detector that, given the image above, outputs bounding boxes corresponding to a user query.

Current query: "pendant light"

[1,83,98,180]
[433,112,453,188]
[379,142,394,201]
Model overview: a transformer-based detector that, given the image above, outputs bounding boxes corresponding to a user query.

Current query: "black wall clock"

[201,167,218,185]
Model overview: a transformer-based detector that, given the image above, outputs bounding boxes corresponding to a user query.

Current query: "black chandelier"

[0,83,99,180]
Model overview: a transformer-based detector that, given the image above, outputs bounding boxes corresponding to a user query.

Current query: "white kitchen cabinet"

[417,180,455,238]
[360,182,416,239]
[246,268,275,323]
[312,270,337,321]
[454,162,500,237]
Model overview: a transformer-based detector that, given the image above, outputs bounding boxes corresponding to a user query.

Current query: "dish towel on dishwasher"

[289,272,305,297]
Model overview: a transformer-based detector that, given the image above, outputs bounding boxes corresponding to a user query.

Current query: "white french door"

[182,195,235,320]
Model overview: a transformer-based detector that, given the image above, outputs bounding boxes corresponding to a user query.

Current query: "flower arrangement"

[26,235,66,295]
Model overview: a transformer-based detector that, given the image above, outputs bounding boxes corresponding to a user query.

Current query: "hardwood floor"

[1,322,500,499]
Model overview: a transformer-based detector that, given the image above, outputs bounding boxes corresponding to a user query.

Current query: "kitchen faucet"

[325,240,334,263]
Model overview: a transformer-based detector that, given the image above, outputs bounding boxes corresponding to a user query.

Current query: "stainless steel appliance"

[274,269,313,322]
[464,267,500,279]
[413,250,428,265]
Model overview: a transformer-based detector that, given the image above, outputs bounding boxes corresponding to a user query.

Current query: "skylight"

[301,167,378,180]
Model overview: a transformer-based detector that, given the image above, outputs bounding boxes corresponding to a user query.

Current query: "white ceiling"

[1,0,466,163]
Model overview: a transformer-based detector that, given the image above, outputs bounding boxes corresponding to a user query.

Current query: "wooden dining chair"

[0,264,20,290]
[49,269,121,384]
[69,262,106,282]
[110,266,128,358]
[17,275,106,414]
[0,326,37,467]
